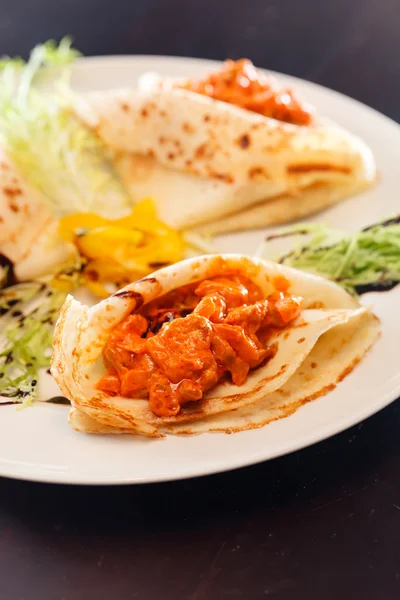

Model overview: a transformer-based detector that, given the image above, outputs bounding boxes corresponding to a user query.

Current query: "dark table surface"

[1,1,400,598]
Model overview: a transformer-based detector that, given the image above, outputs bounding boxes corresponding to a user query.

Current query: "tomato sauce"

[97,275,302,417]
[179,58,315,126]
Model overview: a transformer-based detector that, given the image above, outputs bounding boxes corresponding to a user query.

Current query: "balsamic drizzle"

[0,253,16,287]
[0,396,71,406]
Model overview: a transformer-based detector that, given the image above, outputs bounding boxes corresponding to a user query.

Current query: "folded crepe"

[73,63,376,234]
[0,149,74,281]
[51,254,379,437]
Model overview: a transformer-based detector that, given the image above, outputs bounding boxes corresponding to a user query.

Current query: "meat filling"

[97,275,301,417]
[178,58,315,126]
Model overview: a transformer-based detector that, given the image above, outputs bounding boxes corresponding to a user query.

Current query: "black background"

[1,1,400,599]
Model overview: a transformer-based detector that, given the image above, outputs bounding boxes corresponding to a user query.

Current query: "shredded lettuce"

[258,216,400,295]
[0,281,67,403]
[0,256,83,403]
[0,38,130,217]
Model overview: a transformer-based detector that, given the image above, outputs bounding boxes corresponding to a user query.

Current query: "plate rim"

[0,372,399,486]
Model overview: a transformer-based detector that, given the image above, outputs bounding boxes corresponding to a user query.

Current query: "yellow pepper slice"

[76,227,144,262]
[58,213,109,242]
[57,198,186,297]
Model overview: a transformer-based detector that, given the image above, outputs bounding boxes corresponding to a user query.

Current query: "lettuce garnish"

[0,281,67,403]
[259,217,400,295]
[0,38,130,217]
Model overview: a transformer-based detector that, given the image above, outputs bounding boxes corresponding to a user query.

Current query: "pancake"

[51,254,379,437]
[0,149,74,281]
[72,65,376,232]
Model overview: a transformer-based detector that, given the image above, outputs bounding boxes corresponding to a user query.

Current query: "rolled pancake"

[192,180,363,235]
[73,75,376,231]
[51,254,379,437]
[0,149,75,280]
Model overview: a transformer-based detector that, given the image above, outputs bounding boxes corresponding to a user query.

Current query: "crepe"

[51,254,379,437]
[73,71,376,233]
[0,149,75,281]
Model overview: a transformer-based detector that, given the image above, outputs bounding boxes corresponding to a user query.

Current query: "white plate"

[1,55,399,485]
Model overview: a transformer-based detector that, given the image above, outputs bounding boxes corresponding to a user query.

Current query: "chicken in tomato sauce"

[178,58,315,126]
[97,275,302,417]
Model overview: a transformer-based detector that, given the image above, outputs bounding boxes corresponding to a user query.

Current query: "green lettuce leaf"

[0,281,67,403]
[0,38,131,217]
[258,217,400,295]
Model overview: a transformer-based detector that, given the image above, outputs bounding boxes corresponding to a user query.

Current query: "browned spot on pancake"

[287,163,351,175]
[277,389,290,397]
[160,110,167,117]
[159,136,166,145]
[337,355,363,383]
[206,168,234,184]
[167,152,175,160]
[297,337,306,344]
[182,121,195,134]
[311,362,317,369]
[171,429,197,436]
[237,133,251,149]
[293,321,308,329]
[140,108,149,118]
[195,143,208,158]
[121,103,130,112]
[113,290,144,309]
[283,331,290,340]
[185,159,193,167]
[248,166,269,180]
[3,187,22,201]
[203,114,211,122]
[146,149,155,159]
[215,172,234,183]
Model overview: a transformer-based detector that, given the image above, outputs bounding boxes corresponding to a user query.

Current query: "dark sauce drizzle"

[0,396,70,406]
[44,396,71,405]
[362,215,400,231]
[0,253,16,288]
[354,280,399,295]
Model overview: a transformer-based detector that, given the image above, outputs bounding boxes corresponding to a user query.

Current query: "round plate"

[1,56,399,485]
